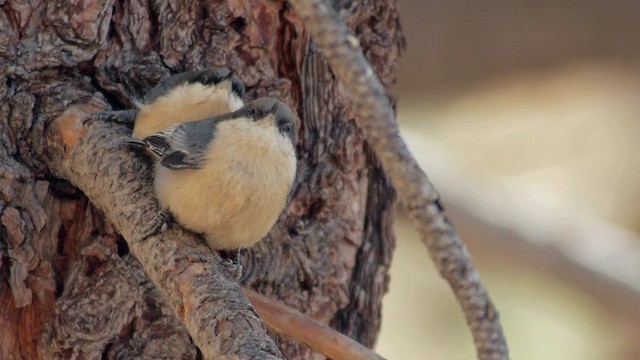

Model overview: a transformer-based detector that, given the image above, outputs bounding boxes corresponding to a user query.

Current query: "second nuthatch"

[92,67,245,139]
[130,97,298,250]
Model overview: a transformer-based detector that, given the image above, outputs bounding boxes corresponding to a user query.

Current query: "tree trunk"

[0,0,401,359]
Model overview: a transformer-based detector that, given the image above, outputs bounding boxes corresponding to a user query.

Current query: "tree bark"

[0,0,400,359]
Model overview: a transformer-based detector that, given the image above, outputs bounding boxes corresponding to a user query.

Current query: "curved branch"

[287,1,509,358]
[39,102,284,360]
[244,289,386,360]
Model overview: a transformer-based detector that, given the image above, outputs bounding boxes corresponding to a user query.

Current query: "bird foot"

[220,259,244,281]
[138,210,172,241]
[220,249,243,280]
[85,109,137,127]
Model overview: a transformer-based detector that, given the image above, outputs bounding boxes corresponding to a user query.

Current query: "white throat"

[229,93,245,112]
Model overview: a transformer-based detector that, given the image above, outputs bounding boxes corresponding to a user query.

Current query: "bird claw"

[220,258,244,281]
[138,210,172,241]
[84,109,137,126]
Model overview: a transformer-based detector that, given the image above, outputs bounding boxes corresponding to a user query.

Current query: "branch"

[244,289,386,360]
[287,1,509,358]
[39,102,284,360]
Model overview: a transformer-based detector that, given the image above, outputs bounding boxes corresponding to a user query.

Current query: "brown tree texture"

[0,0,400,359]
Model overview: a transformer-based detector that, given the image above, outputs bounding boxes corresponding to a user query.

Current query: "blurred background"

[375,1,640,359]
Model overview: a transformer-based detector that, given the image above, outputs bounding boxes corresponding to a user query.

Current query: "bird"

[90,67,245,139]
[130,97,298,252]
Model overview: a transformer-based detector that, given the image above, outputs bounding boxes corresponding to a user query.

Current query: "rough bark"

[0,0,399,359]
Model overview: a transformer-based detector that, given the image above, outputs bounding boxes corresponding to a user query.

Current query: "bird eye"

[248,108,256,118]
[278,121,292,134]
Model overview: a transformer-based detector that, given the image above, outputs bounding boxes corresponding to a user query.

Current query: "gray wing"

[141,119,218,170]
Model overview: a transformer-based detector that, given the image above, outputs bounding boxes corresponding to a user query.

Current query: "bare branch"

[244,289,386,360]
[38,102,284,360]
[287,1,509,358]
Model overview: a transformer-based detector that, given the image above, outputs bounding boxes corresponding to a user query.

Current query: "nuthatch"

[92,67,245,139]
[130,97,298,251]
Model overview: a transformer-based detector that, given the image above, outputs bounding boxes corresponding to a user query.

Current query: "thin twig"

[244,289,386,360]
[287,1,509,358]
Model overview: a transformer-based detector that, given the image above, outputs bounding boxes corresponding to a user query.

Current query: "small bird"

[91,67,245,139]
[131,97,298,251]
